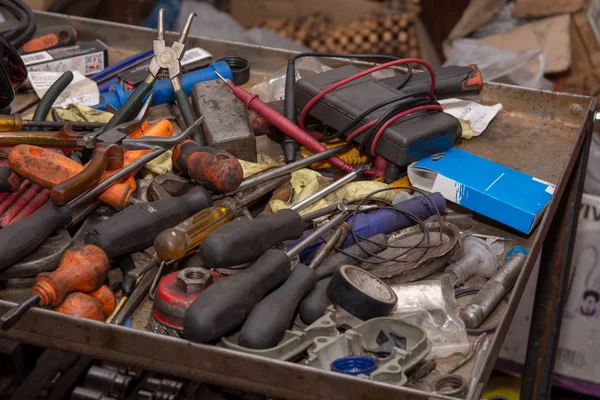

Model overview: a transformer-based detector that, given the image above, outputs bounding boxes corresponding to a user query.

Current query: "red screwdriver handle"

[231,87,354,172]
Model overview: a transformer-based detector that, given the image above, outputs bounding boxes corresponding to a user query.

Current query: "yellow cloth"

[269,168,393,215]
[238,153,284,179]
[24,104,114,123]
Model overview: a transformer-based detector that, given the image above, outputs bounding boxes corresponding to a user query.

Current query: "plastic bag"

[390,275,470,358]
[444,38,552,90]
[250,58,331,102]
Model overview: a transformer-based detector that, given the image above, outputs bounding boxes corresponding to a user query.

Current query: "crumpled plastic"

[269,168,393,215]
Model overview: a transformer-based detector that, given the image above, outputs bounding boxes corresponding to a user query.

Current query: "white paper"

[28,70,100,108]
[439,98,503,136]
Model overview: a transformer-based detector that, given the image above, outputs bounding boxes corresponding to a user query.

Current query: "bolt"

[570,103,584,115]
[176,267,211,294]
[594,112,600,125]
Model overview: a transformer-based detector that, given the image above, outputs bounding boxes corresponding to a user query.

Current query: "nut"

[176,267,211,294]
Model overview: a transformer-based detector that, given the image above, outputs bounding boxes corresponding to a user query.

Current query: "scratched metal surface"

[0,11,594,400]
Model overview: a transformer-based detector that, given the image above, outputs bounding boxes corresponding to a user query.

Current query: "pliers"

[101,8,201,143]
[50,97,204,206]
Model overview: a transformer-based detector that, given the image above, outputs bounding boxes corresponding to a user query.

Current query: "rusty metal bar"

[520,112,594,399]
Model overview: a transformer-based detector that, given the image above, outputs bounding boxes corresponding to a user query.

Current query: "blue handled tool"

[285,193,447,263]
[92,60,232,111]
[91,49,154,93]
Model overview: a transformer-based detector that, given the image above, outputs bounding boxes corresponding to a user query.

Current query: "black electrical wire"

[283,53,415,160]
[332,186,444,265]
[325,90,434,142]
[0,0,35,49]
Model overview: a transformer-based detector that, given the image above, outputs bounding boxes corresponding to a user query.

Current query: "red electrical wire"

[299,58,441,160]
[299,58,436,130]
[368,104,443,156]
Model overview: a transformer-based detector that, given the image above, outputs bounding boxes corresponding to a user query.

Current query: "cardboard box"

[499,193,600,394]
[21,40,109,77]
[407,148,554,234]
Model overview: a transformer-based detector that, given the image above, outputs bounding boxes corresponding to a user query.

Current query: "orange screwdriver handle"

[55,285,116,321]
[32,244,110,307]
[51,143,124,206]
[9,145,133,209]
[173,140,243,193]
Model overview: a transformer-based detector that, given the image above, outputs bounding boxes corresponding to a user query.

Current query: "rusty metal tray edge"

[0,11,595,400]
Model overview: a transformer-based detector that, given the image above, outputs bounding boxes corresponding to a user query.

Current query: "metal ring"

[433,373,467,397]
[455,287,509,335]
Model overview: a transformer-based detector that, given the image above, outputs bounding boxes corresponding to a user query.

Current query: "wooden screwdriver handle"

[55,285,116,321]
[33,244,110,307]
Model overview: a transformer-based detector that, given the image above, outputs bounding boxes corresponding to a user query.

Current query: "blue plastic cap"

[506,246,528,260]
[331,356,377,376]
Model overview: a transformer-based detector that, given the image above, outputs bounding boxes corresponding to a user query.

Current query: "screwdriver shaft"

[0,294,40,330]
[286,207,348,259]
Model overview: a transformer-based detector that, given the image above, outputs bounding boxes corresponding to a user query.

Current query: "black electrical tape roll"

[217,56,250,86]
[326,265,397,320]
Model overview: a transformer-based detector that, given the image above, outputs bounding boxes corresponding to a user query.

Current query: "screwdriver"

[199,165,368,268]
[153,174,290,261]
[55,285,116,322]
[237,209,348,349]
[0,114,104,131]
[0,144,171,270]
[183,205,348,343]
[0,244,110,329]
[212,70,354,173]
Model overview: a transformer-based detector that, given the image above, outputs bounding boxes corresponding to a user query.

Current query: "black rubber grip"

[33,71,73,121]
[199,209,305,268]
[183,249,292,343]
[238,263,317,349]
[315,233,388,279]
[299,277,332,325]
[85,187,212,259]
[0,202,72,270]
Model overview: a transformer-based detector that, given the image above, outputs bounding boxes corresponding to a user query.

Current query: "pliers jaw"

[147,8,197,82]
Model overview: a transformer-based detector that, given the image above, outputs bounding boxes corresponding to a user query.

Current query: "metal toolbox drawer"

[0,11,596,400]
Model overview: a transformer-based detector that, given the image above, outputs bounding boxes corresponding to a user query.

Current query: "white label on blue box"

[408,148,554,234]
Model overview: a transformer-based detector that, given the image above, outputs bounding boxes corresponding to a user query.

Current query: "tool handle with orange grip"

[55,285,116,321]
[51,143,124,206]
[173,140,243,193]
[20,26,78,54]
[33,244,110,307]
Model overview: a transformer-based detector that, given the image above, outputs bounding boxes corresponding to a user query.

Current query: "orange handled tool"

[173,140,243,193]
[8,120,173,209]
[0,244,110,329]
[55,285,116,321]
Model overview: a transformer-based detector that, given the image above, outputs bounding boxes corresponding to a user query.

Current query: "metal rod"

[157,8,165,41]
[232,144,353,194]
[286,205,348,259]
[68,148,167,208]
[121,116,203,149]
[0,294,40,330]
[290,165,367,212]
[521,122,592,399]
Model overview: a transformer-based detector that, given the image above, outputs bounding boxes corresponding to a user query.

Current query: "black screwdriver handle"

[85,187,213,259]
[238,263,318,349]
[299,277,332,325]
[0,202,72,270]
[183,249,292,343]
[199,209,305,268]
